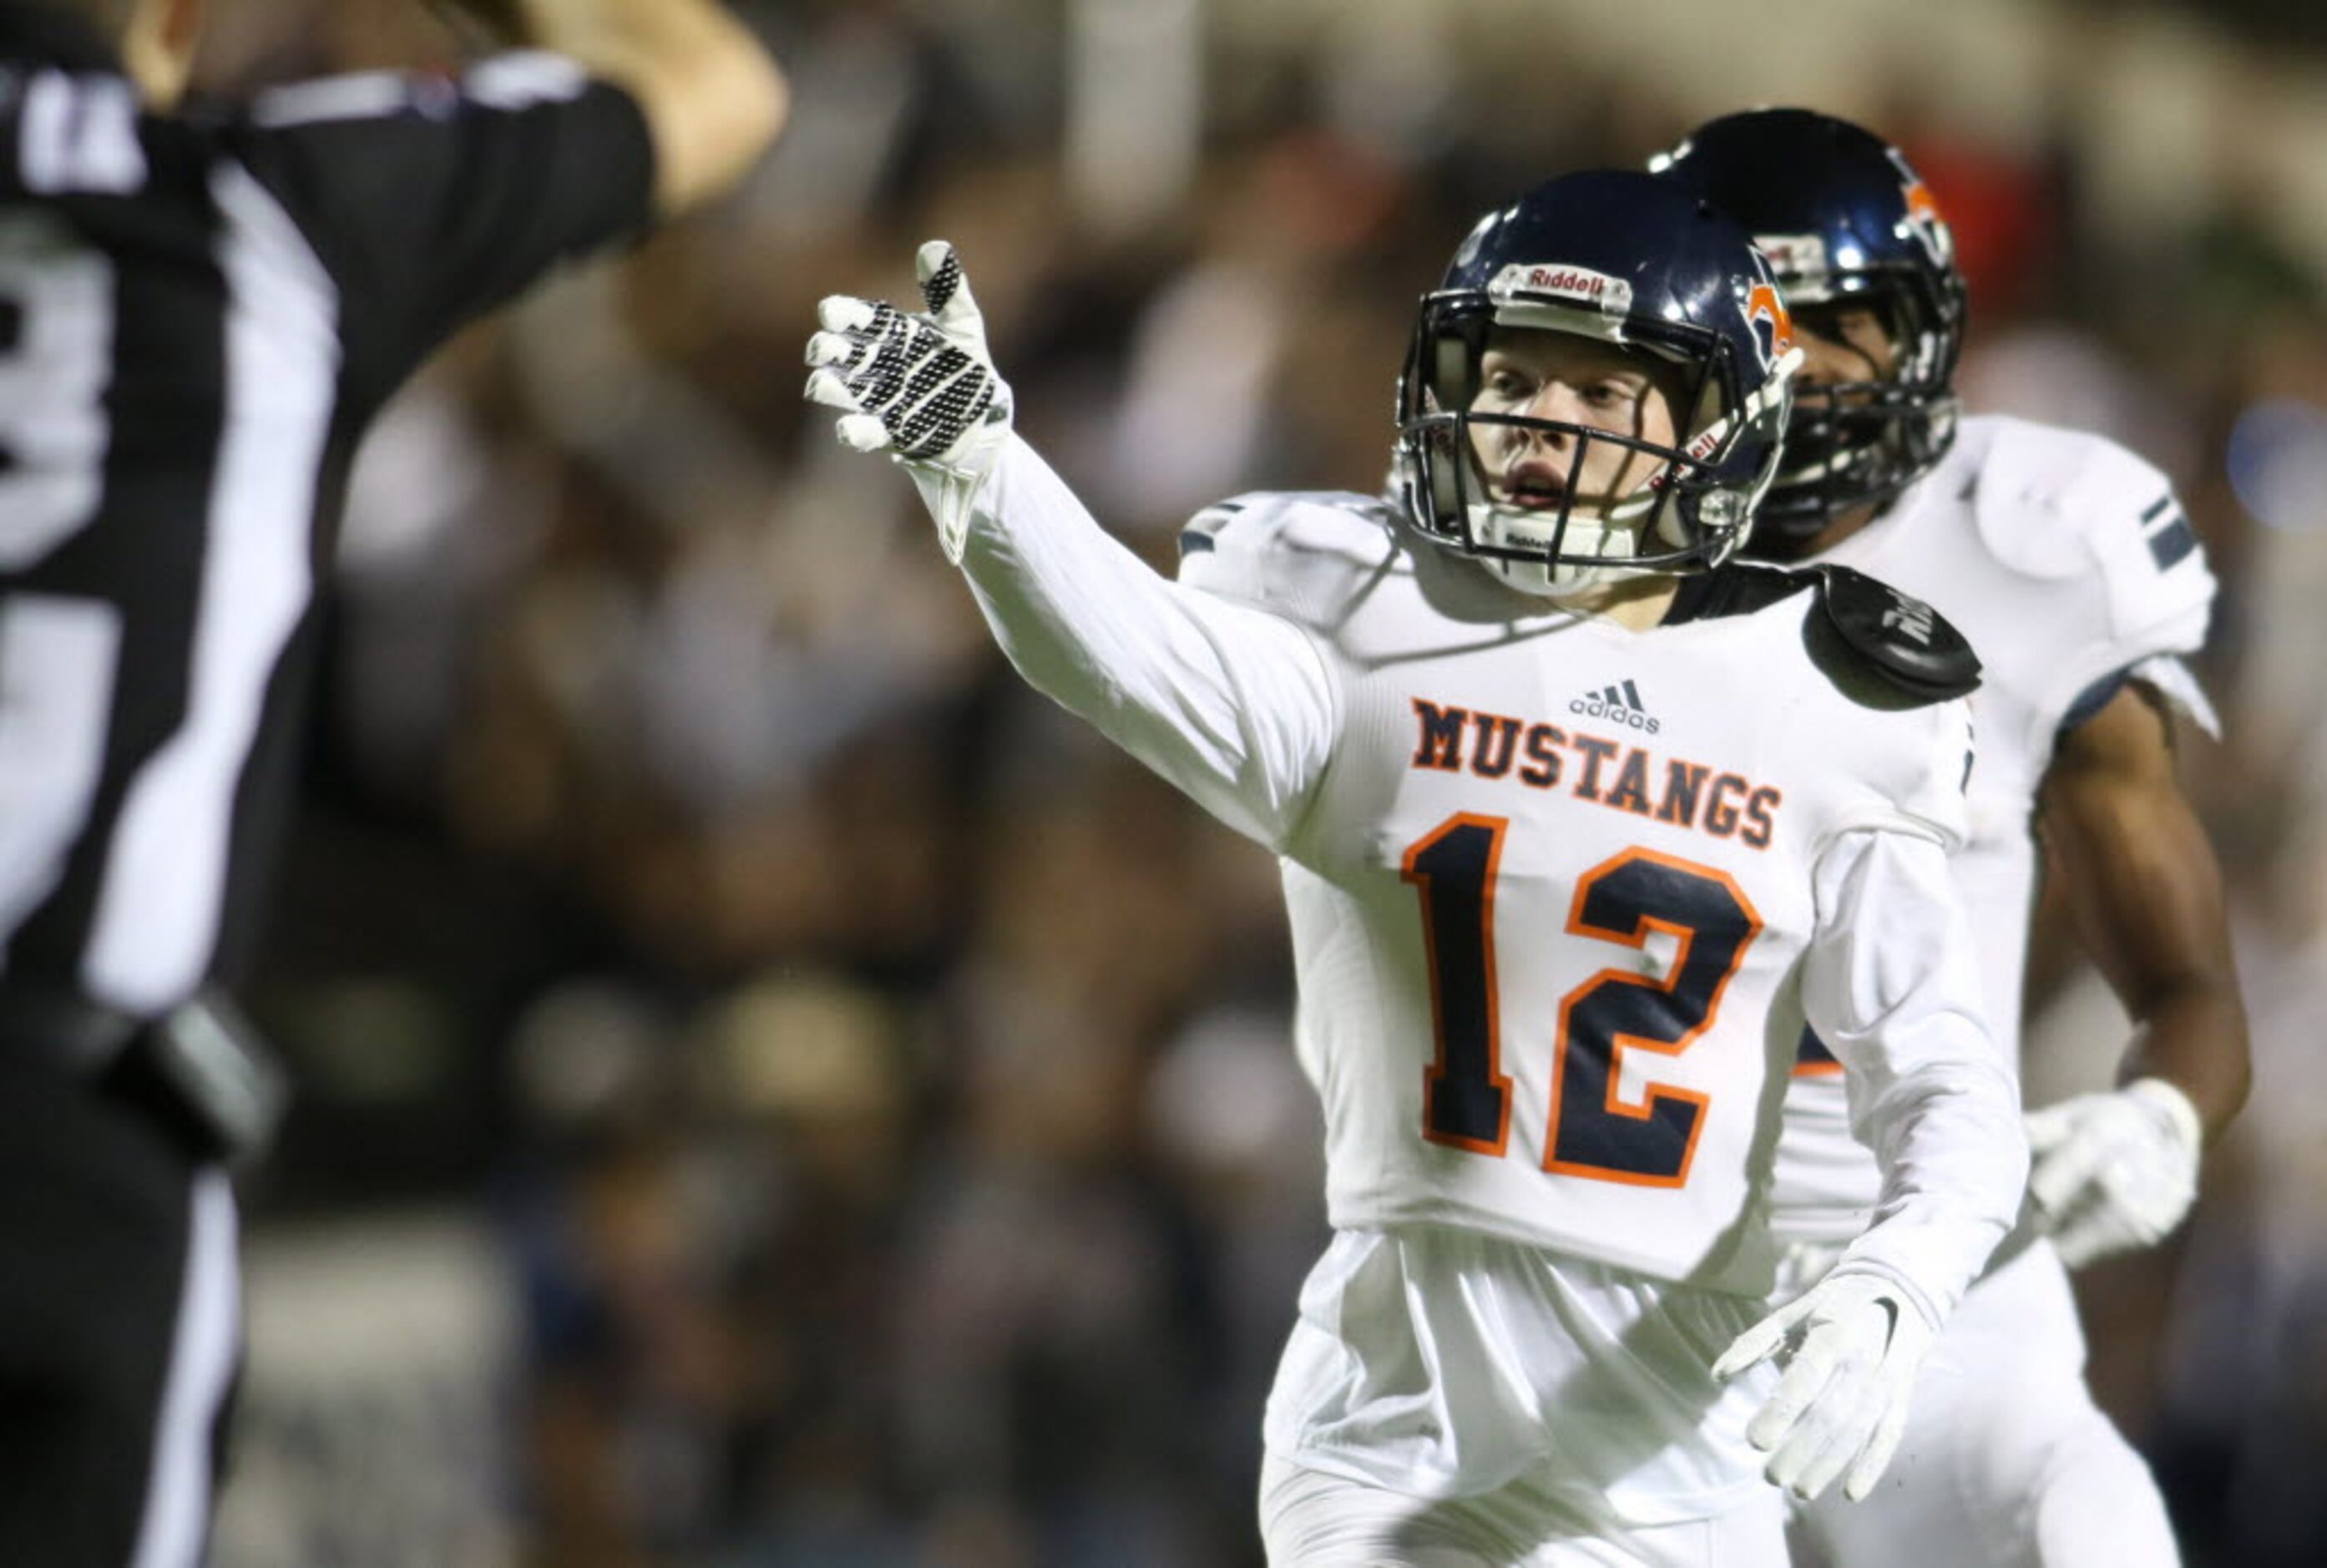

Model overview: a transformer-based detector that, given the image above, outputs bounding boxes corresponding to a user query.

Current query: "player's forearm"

[2048,830,2249,1138]
[2042,682,2249,1140]
[481,0,786,215]
[951,438,1333,847]
[2065,836,2249,1138]
[1834,1059,2027,1325]
[2116,979,2249,1140]
[1829,983,2027,1324]
[1805,831,2029,1318]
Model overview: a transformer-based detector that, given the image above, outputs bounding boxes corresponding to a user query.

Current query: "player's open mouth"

[1500,462,1569,511]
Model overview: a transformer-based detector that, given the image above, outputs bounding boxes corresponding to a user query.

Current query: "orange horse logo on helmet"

[1743,280,1793,371]
[1887,149,1957,267]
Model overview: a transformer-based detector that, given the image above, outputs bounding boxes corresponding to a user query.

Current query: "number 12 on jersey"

[1402,815,1763,1187]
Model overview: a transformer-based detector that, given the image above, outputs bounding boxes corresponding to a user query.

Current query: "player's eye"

[1798,304,1895,372]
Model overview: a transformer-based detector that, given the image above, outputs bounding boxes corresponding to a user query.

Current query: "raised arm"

[442,0,786,215]
[804,242,1339,850]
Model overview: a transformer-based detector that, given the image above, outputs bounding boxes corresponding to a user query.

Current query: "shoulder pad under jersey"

[1966,417,2213,630]
[1965,417,2167,577]
[1811,563,1981,703]
[1176,490,1404,609]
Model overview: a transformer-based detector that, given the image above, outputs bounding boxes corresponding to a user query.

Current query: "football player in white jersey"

[1655,109,2252,1568]
[804,169,2030,1566]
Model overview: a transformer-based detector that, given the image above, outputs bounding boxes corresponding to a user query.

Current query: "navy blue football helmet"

[1652,109,1967,546]
[1394,169,1800,596]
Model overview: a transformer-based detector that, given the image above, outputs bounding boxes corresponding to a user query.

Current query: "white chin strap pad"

[1475,503,1657,597]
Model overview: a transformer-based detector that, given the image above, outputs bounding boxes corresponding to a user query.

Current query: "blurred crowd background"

[173,1,2327,1564]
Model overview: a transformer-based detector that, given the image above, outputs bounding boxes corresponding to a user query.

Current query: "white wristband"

[2124,1076,2203,1156]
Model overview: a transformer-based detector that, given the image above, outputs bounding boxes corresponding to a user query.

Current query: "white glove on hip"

[1712,1269,1939,1504]
[806,240,1014,560]
[2025,1076,2203,1270]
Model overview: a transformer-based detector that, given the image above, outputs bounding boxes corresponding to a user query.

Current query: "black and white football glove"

[806,240,1014,558]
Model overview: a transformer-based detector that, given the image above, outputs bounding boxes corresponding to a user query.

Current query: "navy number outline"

[1404,817,1763,1187]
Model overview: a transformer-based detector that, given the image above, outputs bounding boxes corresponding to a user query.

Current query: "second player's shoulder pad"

[1969,417,2204,581]
[1809,564,1982,706]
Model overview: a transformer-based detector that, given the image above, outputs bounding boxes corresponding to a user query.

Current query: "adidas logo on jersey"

[1571,680,1660,735]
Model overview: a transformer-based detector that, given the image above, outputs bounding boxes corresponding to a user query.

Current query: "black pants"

[0,1047,239,1566]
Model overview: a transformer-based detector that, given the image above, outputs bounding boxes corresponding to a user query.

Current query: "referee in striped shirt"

[0,3,785,1560]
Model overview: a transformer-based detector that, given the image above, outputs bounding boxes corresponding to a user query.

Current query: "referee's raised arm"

[438,0,787,217]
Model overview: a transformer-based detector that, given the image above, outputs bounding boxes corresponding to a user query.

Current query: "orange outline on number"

[1542,847,1763,1188]
[1404,812,1515,1157]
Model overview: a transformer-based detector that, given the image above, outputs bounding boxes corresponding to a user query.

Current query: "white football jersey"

[943,437,2026,1506]
[1169,486,1986,1296]
[1771,413,2218,1240]
[943,438,2021,1302]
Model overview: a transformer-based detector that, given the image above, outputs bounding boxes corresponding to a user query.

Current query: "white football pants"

[1260,1452,1788,1568]
[1790,1237,2180,1568]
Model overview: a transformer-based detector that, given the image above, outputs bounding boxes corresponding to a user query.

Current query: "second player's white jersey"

[1772,413,2218,1240]
[1172,488,1982,1296]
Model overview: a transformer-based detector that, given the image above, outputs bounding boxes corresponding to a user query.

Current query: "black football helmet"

[1394,169,1801,597]
[1652,109,1967,547]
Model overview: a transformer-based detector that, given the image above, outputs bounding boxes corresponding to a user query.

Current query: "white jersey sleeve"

[951,437,1340,849]
[1176,488,1405,618]
[1816,680,1975,857]
[1798,827,2026,1326]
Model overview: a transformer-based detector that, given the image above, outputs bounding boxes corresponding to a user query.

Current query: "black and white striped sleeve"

[219,52,656,409]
